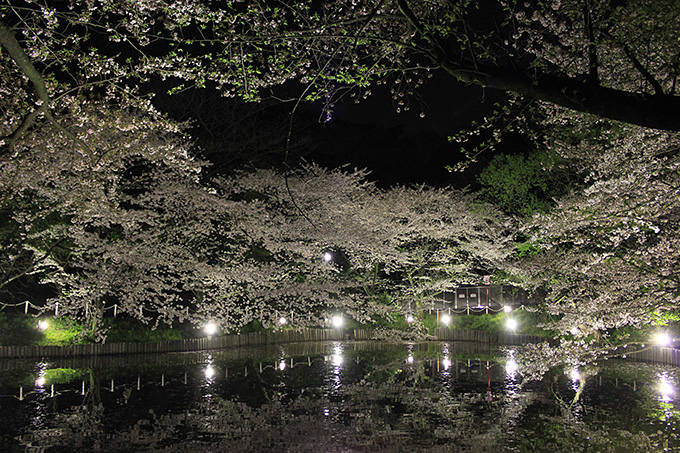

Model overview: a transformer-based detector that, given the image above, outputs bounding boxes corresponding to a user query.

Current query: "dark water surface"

[0,341,679,451]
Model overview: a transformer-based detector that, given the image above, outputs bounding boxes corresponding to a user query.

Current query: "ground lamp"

[655,332,672,347]
[332,315,344,328]
[204,322,218,336]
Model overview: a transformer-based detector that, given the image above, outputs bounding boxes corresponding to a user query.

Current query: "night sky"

[298,79,525,188]
[156,75,525,190]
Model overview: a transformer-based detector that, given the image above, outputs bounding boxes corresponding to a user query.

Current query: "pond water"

[0,341,679,452]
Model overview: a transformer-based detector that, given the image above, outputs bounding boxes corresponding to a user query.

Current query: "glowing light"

[279,360,286,371]
[570,326,579,336]
[332,315,344,328]
[660,374,675,401]
[331,344,343,367]
[407,355,414,364]
[323,252,332,262]
[204,322,218,336]
[570,368,581,382]
[506,360,518,374]
[660,381,674,397]
[441,314,451,325]
[38,321,48,331]
[278,317,287,325]
[655,332,672,347]
[503,305,512,313]
[406,315,414,323]
[35,377,46,387]
[332,353,343,367]
[506,318,518,331]
[442,358,451,370]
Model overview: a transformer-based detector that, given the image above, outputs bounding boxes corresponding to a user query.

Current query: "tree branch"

[600,30,664,95]
[439,58,680,131]
[0,107,45,156]
[0,21,93,155]
[583,2,599,84]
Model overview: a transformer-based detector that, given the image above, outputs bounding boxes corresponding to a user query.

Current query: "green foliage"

[451,312,509,331]
[477,150,580,216]
[37,317,84,346]
[0,313,43,346]
[368,313,410,330]
[513,240,542,258]
[43,368,86,384]
[650,310,680,327]
[0,313,83,345]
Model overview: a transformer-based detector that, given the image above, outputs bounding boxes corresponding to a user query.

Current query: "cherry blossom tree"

[201,164,514,328]
[504,107,680,374]
[1,0,679,141]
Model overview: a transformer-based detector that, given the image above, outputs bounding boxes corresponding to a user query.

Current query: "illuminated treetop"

[1,0,680,149]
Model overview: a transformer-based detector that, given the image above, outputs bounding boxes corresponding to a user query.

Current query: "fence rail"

[0,327,550,359]
[433,328,545,345]
[626,346,680,367]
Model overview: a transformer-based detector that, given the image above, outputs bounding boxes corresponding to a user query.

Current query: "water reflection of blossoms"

[9,343,680,451]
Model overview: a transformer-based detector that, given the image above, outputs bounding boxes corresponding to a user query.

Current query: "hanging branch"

[0,21,93,156]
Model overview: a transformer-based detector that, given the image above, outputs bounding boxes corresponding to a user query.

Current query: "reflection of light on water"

[505,349,518,379]
[406,344,414,364]
[442,357,451,371]
[659,373,675,402]
[504,349,520,395]
[204,354,216,383]
[35,362,48,388]
[325,342,344,393]
[332,343,343,367]
[440,343,451,375]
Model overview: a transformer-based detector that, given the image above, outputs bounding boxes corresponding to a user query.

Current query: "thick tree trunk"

[442,61,680,131]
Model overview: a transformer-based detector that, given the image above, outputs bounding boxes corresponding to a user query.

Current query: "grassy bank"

[0,310,554,347]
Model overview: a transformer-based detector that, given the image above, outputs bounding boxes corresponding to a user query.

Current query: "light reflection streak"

[659,372,675,403]
[406,344,414,364]
[332,343,343,367]
[442,357,451,371]
[204,354,216,384]
[328,343,344,393]
[440,343,451,375]
[35,362,48,389]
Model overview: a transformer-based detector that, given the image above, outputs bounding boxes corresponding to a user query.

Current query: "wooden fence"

[626,346,680,367]
[433,327,545,345]
[0,328,349,359]
[0,327,551,359]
